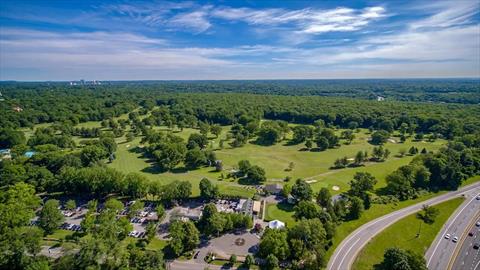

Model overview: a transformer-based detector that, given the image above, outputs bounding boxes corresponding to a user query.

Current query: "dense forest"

[1,82,479,140]
[2,79,479,103]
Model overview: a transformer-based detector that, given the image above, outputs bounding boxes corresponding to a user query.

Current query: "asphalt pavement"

[449,211,480,270]
[327,181,480,270]
[425,191,480,270]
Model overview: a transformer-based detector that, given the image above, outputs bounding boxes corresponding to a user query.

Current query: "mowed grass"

[106,124,444,198]
[352,197,465,270]
[107,128,255,198]
[264,202,296,227]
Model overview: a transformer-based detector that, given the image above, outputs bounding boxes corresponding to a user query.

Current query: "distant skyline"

[0,0,479,81]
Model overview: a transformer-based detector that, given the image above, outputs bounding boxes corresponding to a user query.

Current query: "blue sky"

[0,0,479,80]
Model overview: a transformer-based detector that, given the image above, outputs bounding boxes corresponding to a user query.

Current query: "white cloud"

[212,6,387,34]
[168,9,212,33]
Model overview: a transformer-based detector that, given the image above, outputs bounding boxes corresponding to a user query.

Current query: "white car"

[453,236,458,243]
[445,233,451,239]
[476,221,480,227]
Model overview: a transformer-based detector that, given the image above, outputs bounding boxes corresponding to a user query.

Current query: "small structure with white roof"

[268,220,285,229]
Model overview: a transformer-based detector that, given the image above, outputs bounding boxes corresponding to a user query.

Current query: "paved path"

[327,181,480,270]
[425,191,480,270]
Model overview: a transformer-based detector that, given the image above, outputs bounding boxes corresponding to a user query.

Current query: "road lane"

[425,192,480,270]
[327,181,480,270]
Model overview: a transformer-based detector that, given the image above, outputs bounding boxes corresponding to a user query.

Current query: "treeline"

[3,79,478,104]
[2,86,480,141]
[384,135,480,200]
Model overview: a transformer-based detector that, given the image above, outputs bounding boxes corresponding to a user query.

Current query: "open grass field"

[352,197,465,270]
[264,202,296,226]
[104,122,445,198]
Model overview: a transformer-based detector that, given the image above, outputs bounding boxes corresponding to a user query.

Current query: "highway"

[451,219,480,270]
[327,181,480,270]
[425,191,480,270]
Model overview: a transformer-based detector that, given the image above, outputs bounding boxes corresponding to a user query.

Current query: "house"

[12,106,23,112]
[287,194,297,204]
[377,96,385,101]
[0,149,11,160]
[264,183,283,194]
[268,220,285,229]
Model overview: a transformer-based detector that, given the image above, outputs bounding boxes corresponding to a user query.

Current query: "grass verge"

[352,197,465,270]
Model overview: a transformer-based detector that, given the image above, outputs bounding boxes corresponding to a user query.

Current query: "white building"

[268,220,285,229]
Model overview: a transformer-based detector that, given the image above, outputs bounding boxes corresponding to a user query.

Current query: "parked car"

[469,231,475,236]
[453,236,458,243]
[474,243,480,249]
[445,233,451,239]
[476,221,480,227]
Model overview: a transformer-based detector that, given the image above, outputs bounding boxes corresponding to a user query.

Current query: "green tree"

[305,139,313,150]
[168,220,200,257]
[199,122,210,136]
[156,205,165,222]
[315,137,329,151]
[291,179,313,201]
[348,196,364,220]
[210,124,222,138]
[199,178,219,201]
[128,201,145,219]
[349,172,377,197]
[153,142,187,171]
[39,199,64,235]
[294,200,319,220]
[187,133,209,149]
[265,254,279,270]
[104,198,124,212]
[145,222,157,242]
[65,199,76,211]
[247,165,266,183]
[371,130,390,145]
[0,129,26,148]
[259,229,290,260]
[379,247,427,270]
[292,125,313,144]
[244,254,255,268]
[238,160,252,175]
[185,147,207,169]
[80,145,107,166]
[229,254,237,265]
[416,205,440,224]
[317,187,332,208]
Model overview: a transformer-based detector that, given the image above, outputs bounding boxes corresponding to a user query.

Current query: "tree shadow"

[250,138,276,147]
[141,165,166,174]
[276,202,294,212]
[283,140,301,146]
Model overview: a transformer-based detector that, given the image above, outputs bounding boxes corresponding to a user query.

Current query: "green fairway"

[264,202,296,227]
[352,197,465,270]
[104,123,444,198]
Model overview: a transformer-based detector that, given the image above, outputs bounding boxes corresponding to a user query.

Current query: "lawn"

[106,124,444,198]
[107,129,255,198]
[146,238,168,251]
[352,197,465,270]
[264,202,296,227]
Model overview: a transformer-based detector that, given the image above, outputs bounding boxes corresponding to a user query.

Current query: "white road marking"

[427,193,480,266]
